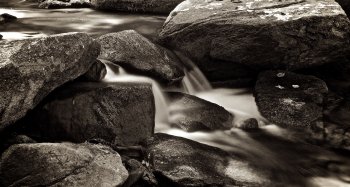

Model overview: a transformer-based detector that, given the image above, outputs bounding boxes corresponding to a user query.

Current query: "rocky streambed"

[1,0,350,187]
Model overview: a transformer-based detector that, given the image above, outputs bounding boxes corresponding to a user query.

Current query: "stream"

[1,1,350,186]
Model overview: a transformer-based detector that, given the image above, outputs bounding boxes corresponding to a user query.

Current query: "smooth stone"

[0,33,100,130]
[39,0,91,8]
[0,142,129,187]
[146,133,270,186]
[159,0,350,85]
[90,0,184,14]
[254,70,328,128]
[22,82,155,146]
[0,13,17,23]
[168,92,234,132]
[97,30,184,85]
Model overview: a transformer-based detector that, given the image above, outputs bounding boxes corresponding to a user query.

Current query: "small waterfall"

[173,51,212,94]
[102,61,170,128]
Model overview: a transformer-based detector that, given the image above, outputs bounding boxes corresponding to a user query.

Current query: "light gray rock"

[97,30,184,85]
[0,33,100,130]
[39,0,91,8]
[0,142,128,187]
[159,0,350,84]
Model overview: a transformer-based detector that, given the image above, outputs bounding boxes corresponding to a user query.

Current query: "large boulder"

[146,133,270,186]
[0,142,128,187]
[23,82,155,146]
[168,92,233,132]
[254,70,328,128]
[97,30,184,85]
[91,0,184,14]
[0,33,100,130]
[159,0,350,85]
[39,0,91,8]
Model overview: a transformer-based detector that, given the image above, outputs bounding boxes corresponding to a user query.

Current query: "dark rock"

[0,13,17,23]
[238,118,259,130]
[0,134,36,155]
[146,133,269,186]
[336,0,350,17]
[91,0,184,14]
[0,33,100,130]
[168,92,234,132]
[0,142,128,187]
[79,59,107,81]
[159,0,350,84]
[254,70,328,128]
[0,34,2,40]
[97,30,184,85]
[307,122,350,150]
[124,159,158,187]
[23,82,155,146]
[39,0,91,8]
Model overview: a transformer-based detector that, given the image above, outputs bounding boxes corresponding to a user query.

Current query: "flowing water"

[2,1,350,186]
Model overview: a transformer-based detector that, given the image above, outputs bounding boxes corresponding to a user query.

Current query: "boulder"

[0,33,100,130]
[97,30,184,85]
[23,82,155,146]
[146,133,269,186]
[0,142,128,187]
[0,13,17,24]
[254,70,328,128]
[79,59,107,81]
[159,0,350,84]
[91,0,184,14]
[168,92,233,132]
[0,34,2,40]
[238,118,259,130]
[39,0,91,8]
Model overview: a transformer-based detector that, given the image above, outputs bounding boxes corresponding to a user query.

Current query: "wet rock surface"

[0,142,128,187]
[79,59,107,82]
[159,0,350,84]
[22,82,155,146]
[254,70,328,128]
[168,92,234,132]
[97,30,184,85]
[0,33,100,130]
[146,133,270,187]
[91,0,184,14]
[39,0,91,9]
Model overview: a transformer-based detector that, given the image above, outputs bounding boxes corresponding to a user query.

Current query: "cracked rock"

[159,0,350,85]
[0,33,100,130]
[254,70,328,128]
[0,142,128,187]
[22,82,155,146]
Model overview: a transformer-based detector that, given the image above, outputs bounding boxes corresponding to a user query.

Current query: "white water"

[102,61,170,128]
